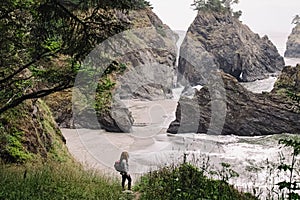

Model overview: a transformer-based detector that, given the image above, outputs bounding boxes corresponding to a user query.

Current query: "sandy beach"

[61,98,180,184]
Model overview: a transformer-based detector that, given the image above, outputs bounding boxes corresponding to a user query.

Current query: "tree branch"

[0,81,73,115]
[54,0,87,28]
[0,52,50,85]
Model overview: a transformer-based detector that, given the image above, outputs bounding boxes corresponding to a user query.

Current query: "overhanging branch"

[0,81,73,115]
[0,52,51,85]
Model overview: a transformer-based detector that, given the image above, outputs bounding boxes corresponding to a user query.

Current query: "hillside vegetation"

[0,162,123,200]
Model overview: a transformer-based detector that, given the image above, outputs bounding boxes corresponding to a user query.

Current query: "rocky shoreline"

[167,68,300,136]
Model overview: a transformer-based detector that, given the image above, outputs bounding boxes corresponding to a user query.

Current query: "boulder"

[167,72,300,136]
[178,10,284,85]
[285,24,300,58]
[97,103,134,133]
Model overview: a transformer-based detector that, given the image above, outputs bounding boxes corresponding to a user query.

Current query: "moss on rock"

[0,99,70,163]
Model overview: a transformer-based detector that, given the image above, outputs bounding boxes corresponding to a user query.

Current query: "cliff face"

[95,8,177,132]
[285,24,300,58]
[167,72,300,136]
[178,10,284,85]
[111,8,177,100]
[45,8,178,132]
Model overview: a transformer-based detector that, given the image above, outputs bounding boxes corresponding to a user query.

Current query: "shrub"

[135,163,256,200]
[276,137,300,200]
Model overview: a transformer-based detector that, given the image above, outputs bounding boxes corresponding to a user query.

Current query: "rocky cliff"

[178,10,284,85]
[111,9,177,100]
[45,8,177,132]
[167,72,300,136]
[285,24,300,58]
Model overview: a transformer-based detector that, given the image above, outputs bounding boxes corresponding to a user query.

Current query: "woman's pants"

[122,173,132,190]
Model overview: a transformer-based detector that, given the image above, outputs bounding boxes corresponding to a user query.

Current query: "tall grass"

[0,162,123,200]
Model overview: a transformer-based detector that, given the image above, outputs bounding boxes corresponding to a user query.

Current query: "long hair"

[120,151,129,162]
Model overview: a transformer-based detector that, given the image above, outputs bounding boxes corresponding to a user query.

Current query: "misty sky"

[148,0,299,34]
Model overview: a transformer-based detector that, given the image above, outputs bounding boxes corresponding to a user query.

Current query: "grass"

[1,140,299,200]
[0,162,125,200]
[0,161,257,200]
[134,163,257,200]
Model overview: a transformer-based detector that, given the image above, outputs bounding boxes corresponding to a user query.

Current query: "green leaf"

[42,37,62,53]
[277,181,292,190]
[278,164,293,172]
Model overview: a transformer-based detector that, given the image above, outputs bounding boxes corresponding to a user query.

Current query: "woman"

[120,151,132,190]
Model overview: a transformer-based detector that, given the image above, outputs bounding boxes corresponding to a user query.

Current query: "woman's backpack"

[114,160,124,172]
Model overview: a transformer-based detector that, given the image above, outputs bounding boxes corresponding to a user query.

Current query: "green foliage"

[192,0,222,12]
[218,162,239,182]
[103,61,128,76]
[286,91,300,104]
[0,0,146,115]
[192,0,241,18]
[276,137,300,200]
[95,77,116,112]
[4,132,33,163]
[119,63,127,73]
[271,89,300,113]
[0,99,69,164]
[135,163,256,200]
[279,138,300,156]
[67,0,151,11]
[0,105,33,163]
[41,37,63,53]
[0,162,123,200]
[95,61,127,112]
[221,0,239,8]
